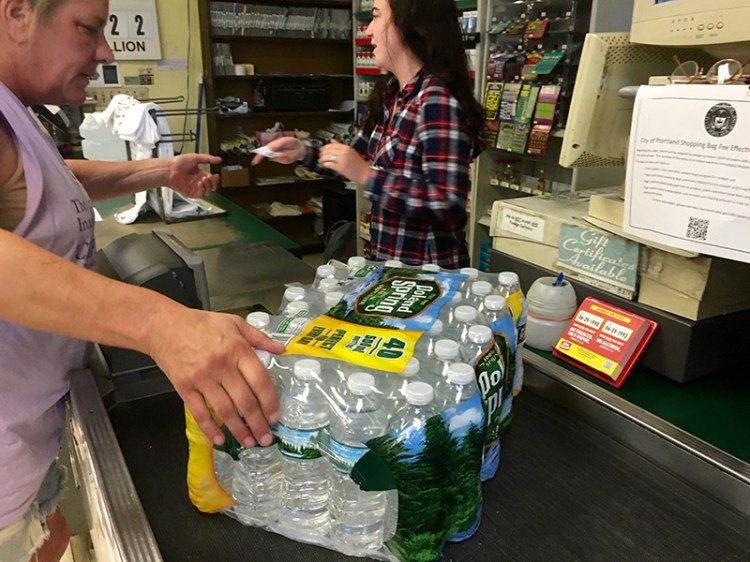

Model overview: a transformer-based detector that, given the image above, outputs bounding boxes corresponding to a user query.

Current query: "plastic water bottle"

[434,361,479,410]
[308,281,342,316]
[347,255,366,272]
[246,310,271,333]
[435,362,484,542]
[231,443,283,527]
[384,382,439,538]
[279,285,306,313]
[273,300,312,339]
[496,271,527,396]
[438,290,463,326]
[329,372,389,555]
[434,339,462,379]
[464,325,505,482]
[482,295,511,326]
[312,263,337,289]
[482,295,516,436]
[414,319,444,360]
[466,280,493,315]
[421,263,441,273]
[384,259,403,268]
[252,348,285,397]
[278,359,331,537]
[324,290,344,309]
[445,305,480,345]
[459,267,480,298]
[385,357,420,404]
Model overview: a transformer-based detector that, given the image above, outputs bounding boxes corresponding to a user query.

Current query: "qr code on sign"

[686,216,709,241]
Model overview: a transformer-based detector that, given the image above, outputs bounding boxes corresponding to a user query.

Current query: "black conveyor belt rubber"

[109,388,750,561]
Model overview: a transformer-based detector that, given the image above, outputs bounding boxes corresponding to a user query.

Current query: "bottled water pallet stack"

[186,258,528,562]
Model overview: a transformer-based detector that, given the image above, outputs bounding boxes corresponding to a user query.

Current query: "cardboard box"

[220,167,249,188]
[638,277,750,321]
[489,192,639,299]
[490,249,750,383]
[641,249,750,301]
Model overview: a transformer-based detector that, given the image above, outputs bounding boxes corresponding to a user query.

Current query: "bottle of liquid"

[347,255,366,272]
[421,263,441,273]
[384,259,403,268]
[383,382,440,541]
[231,443,283,527]
[438,290,463,326]
[481,295,516,441]
[496,271,527,397]
[245,310,271,334]
[385,357,420,404]
[466,280,493,316]
[482,295,511,326]
[273,300,312,339]
[459,267,480,299]
[279,285,306,314]
[434,339,462,379]
[278,359,332,538]
[445,305,480,345]
[463,325,505,483]
[308,280,342,316]
[329,372,389,555]
[312,263,337,289]
[434,362,484,542]
[414,319,444,360]
[434,361,479,410]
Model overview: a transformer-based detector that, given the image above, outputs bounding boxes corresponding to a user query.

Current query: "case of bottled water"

[185,259,527,562]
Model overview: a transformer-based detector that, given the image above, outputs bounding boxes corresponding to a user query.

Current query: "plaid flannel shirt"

[305,68,472,268]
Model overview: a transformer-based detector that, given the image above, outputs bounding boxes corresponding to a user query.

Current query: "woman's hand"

[146,305,286,449]
[251,137,305,165]
[319,139,371,185]
[166,153,222,198]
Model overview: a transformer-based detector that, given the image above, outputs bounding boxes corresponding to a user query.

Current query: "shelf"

[215,74,354,81]
[477,215,493,228]
[211,35,350,44]
[217,110,352,119]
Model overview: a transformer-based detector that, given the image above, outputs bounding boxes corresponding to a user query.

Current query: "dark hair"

[361,0,485,153]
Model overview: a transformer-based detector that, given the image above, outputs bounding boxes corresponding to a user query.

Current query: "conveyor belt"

[109,384,750,561]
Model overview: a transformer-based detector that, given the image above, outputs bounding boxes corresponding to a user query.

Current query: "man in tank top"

[0,1,285,560]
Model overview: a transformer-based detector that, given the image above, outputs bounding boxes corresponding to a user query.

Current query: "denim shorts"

[0,461,66,562]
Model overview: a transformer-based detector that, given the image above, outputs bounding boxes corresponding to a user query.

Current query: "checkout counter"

[65,194,750,561]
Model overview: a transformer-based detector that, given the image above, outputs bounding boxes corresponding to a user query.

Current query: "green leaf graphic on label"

[354,276,441,319]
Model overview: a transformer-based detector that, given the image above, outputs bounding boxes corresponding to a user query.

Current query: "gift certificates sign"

[107,0,162,60]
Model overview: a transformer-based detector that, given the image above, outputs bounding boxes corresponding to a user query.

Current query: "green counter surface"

[533,349,750,463]
[94,192,301,255]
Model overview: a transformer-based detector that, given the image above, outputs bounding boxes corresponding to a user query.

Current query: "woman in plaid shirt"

[254,0,484,269]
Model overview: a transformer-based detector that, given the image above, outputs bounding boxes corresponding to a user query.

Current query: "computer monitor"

[631,0,750,59]
[558,32,712,169]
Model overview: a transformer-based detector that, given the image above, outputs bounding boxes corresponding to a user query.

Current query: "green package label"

[354,276,442,319]
[473,344,505,443]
